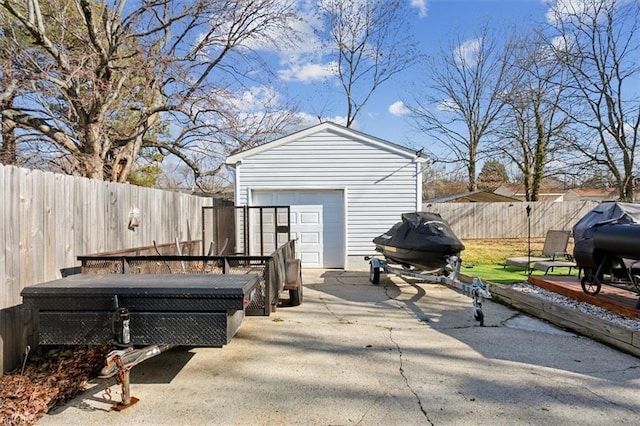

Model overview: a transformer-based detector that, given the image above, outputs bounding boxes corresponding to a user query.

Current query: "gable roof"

[225,121,427,165]
[566,188,618,199]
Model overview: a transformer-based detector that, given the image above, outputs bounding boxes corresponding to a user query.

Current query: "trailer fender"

[284,259,301,290]
[284,259,303,306]
[369,257,383,269]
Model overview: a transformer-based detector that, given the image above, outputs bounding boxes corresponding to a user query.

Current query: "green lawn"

[459,238,579,284]
[459,263,579,284]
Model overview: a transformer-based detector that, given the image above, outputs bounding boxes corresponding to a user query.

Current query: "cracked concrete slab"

[503,313,577,336]
[39,270,640,425]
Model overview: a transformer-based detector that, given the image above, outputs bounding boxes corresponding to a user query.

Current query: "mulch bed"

[0,346,110,425]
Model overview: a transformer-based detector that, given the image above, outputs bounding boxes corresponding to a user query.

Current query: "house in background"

[225,122,426,269]
[563,188,619,201]
[494,183,627,202]
[424,190,521,204]
[494,183,568,201]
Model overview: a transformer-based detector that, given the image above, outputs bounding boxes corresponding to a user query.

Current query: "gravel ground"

[511,282,640,331]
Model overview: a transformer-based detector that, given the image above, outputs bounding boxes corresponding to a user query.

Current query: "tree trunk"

[0,114,17,165]
[530,109,546,202]
[468,141,477,191]
[83,123,105,180]
[622,173,635,202]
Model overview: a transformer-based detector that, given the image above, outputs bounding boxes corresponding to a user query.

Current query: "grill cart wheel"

[581,275,602,295]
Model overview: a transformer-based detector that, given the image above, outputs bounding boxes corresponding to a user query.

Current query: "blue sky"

[370,0,550,150]
[264,0,553,154]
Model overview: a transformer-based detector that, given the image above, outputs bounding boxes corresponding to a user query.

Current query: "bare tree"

[316,0,419,127]
[0,0,299,186]
[495,31,571,201]
[406,24,515,191]
[421,162,468,200]
[545,0,640,201]
[0,7,27,165]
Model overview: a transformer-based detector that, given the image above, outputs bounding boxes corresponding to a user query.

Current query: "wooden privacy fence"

[422,200,599,239]
[1,164,212,374]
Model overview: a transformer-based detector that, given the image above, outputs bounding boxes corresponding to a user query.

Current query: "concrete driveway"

[40,270,640,425]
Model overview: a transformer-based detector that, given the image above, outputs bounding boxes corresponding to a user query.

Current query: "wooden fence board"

[43,171,55,281]
[30,169,45,287]
[4,166,20,309]
[0,165,6,310]
[19,168,33,301]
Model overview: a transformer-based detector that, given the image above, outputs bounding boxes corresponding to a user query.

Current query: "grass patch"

[460,263,579,284]
[459,238,577,284]
[461,238,546,266]
[460,264,529,283]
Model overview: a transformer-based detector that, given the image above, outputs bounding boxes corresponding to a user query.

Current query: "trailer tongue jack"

[98,345,169,410]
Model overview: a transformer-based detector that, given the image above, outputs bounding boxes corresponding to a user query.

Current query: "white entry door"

[291,204,324,266]
[252,190,344,268]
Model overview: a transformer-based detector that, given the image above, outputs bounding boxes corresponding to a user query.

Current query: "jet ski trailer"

[366,254,490,325]
[367,212,490,325]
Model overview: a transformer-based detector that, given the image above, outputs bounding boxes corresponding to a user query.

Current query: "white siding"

[234,127,421,257]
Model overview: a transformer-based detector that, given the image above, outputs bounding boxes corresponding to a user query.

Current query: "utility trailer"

[21,206,303,409]
[21,240,302,409]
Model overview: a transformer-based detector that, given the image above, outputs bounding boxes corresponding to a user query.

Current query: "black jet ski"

[373,212,465,272]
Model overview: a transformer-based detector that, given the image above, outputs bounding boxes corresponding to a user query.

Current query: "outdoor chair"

[504,230,572,273]
[531,258,580,276]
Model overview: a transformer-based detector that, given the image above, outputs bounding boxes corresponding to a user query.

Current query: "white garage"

[226,122,425,269]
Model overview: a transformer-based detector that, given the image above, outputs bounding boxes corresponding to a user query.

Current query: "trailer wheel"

[289,271,303,306]
[581,276,601,295]
[369,264,380,284]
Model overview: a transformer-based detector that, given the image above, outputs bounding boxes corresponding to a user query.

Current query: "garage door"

[252,190,345,268]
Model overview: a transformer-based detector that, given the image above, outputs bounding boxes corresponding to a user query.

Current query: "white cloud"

[285,112,349,130]
[388,101,411,116]
[325,115,349,127]
[545,0,588,24]
[278,61,337,82]
[544,0,621,25]
[454,38,482,66]
[235,86,281,111]
[411,0,428,18]
[550,34,571,53]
